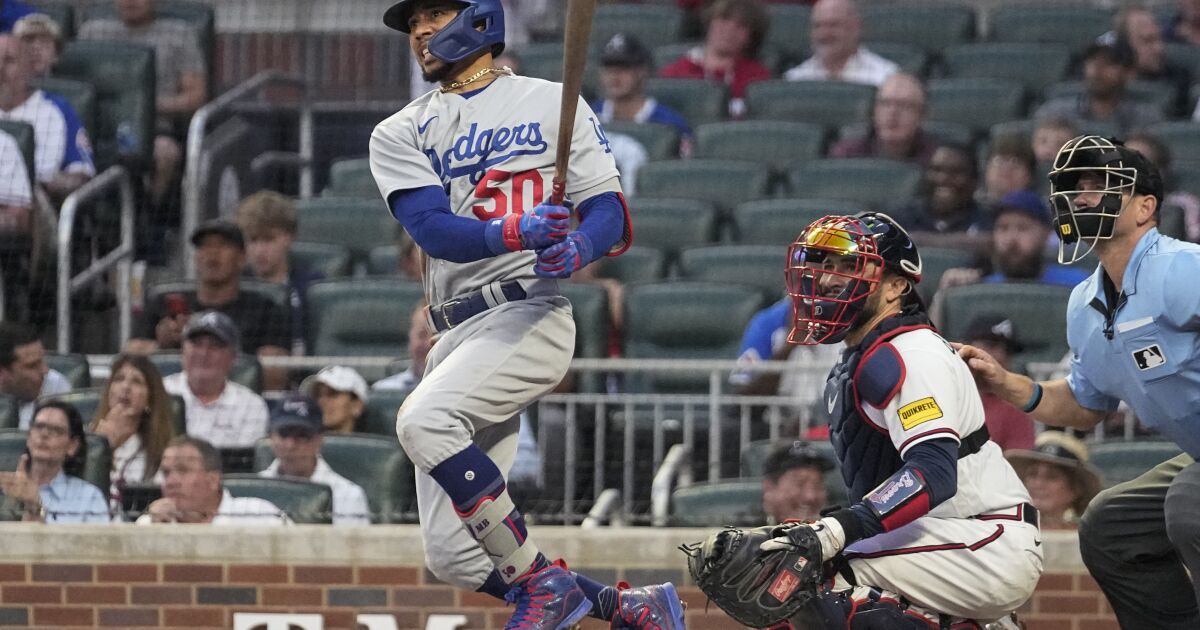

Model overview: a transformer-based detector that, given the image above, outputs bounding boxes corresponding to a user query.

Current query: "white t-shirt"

[260,457,371,526]
[163,373,268,448]
[18,369,72,430]
[136,489,291,526]
[784,47,899,87]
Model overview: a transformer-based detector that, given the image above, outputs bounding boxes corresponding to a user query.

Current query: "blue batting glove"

[535,231,594,278]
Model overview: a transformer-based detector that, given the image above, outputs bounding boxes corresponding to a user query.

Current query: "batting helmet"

[785,212,921,345]
[383,0,505,65]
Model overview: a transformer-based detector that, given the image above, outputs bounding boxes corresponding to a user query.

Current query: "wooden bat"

[550,0,599,205]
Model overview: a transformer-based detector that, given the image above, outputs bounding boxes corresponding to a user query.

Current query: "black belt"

[956,425,990,458]
[429,282,527,332]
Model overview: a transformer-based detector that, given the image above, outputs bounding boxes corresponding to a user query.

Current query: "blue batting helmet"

[383,0,505,65]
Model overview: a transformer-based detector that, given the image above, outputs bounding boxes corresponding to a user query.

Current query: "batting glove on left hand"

[535,231,593,278]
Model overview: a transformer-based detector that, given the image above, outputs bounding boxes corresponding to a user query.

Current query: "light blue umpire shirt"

[40,471,111,523]
[1065,228,1200,457]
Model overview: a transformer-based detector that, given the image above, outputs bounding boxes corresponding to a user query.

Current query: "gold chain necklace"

[439,66,513,93]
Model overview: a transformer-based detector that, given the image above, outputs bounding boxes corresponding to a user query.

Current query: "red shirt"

[981,393,1036,451]
[658,48,772,101]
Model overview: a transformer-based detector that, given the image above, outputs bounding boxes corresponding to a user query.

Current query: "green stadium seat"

[222,474,332,524]
[1089,441,1184,488]
[990,6,1114,52]
[866,42,929,76]
[677,245,788,303]
[624,282,764,392]
[644,78,728,127]
[290,241,352,279]
[305,279,425,359]
[694,121,825,172]
[0,397,18,430]
[651,42,699,73]
[938,283,1073,368]
[765,5,811,67]
[990,119,1037,143]
[146,353,264,394]
[670,479,762,526]
[914,246,977,304]
[0,431,109,503]
[603,121,680,161]
[745,80,875,130]
[786,159,921,210]
[592,5,685,54]
[25,0,75,39]
[83,0,216,97]
[927,78,1026,134]
[519,42,601,98]
[942,43,1071,92]
[624,198,718,262]
[30,78,96,141]
[559,282,611,361]
[594,246,667,284]
[323,157,376,198]
[361,389,406,438]
[636,160,771,215]
[860,4,975,53]
[1043,81,1174,116]
[733,199,865,246]
[54,41,155,171]
[920,121,976,147]
[1165,43,1200,78]
[1174,165,1200,197]
[42,389,102,426]
[367,244,401,276]
[45,353,90,389]
[295,197,398,270]
[1149,122,1200,169]
[146,279,290,310]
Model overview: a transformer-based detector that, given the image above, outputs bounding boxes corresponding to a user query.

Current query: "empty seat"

[920,121,976,147]
[367,244,401,276]
[765,4,812,66]
[323,157,376,198]
[592,4,685,55]
[306,279,425,359]
[1043,81,1174,116]
[636,160,771,214]
[938,283,1073,367]
[559,282,611,361]
[670,479,763,526]
[222,474,332,524]
[677,245,788,303]
[860,4,975,53]
[594,246,667,284]
[746,80,875,130]
[914,246,977,304]
[290,241,352,279]
[733,198,866,246]
[786,159,921,210]
[1151,122,1200,169]
[603,121,681,161]
[1089,441,1184,487]
[83,0,217,96]
[45,353,90,389]
[295,197,398,269]
[990,6,1114,53]
[694,121,825,172]
[360,389,407,438]
[624,198,718,261]
[54,42,155,171]
[942,43,1071,92]
[30,78,96,140]
[927,78,1027,134]
[644,78,729,127]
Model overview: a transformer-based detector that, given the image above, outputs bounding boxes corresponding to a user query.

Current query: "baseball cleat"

[503,559,592,630]
[610,581,687,630]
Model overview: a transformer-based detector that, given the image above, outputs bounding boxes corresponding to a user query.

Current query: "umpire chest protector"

[824,311,932,501]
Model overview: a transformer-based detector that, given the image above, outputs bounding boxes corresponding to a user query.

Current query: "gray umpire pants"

[1078,453,1200,629]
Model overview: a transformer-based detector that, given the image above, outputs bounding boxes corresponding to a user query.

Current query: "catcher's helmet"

[384,0,505,65]
[786,212,921,345]
[1048,135,1163,264]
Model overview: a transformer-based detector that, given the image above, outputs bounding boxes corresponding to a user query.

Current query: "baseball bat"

[550,0,598,205]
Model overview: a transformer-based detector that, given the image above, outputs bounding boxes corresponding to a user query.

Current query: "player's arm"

[533,186,628,278]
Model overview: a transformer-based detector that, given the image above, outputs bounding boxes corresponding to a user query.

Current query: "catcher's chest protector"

[826,312,933,500]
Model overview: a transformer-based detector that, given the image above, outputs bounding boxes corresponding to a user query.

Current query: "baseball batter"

[368,1,683,629]
[768,213,1041,628]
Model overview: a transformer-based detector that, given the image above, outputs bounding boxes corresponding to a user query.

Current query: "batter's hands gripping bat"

[550,0,598,205]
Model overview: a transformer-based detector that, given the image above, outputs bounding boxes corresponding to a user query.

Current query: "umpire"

[957,135,1200,629]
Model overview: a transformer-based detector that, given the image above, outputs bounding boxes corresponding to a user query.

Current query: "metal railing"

[56,166,135,352]
[181,70,313,278]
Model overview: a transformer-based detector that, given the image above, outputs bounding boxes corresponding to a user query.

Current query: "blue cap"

[995,190,1052,225]
[269,395,323,435]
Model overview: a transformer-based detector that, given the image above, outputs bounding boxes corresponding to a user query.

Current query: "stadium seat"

[745,80,875,131]
[860,4,975,53]
[295,197,398,270]
[1089,441,1184,487]
[54,42,155,171]
[361,389,406,438]
[636,160,771,216]
[305,279,425,359]
[651,42,699,73]
[290,242,352,279]
[367,244,400,276]
[1149,122,1200,170]
[29,78,96,141]
[603,121,680,161]
[938,283,1073,368]
[1043,81,1174,117]
[786,159,921,210]
[866,42,928,76]
[222,474,332,524]
[677,245,788,303]
[694,121,825,173]
[0,397,18,430]
[926,78,1027,135]
[559,282,611,361]
[919,121,976,147]
[644,78,729,127]
[624,282,764,392]
[594,246,667,284]
[990,5,1115,53]
[26,0,75,39]
[592,4,685,55]
[1165,43,1200,81]
[942,43,1071,93]
[765,4,812,67]
[989,119,1037,143]
[914,246,977,304]
[733,198,865,247]
[0,431,110,502]
[0,432,26,473]
[82,0,217,97]
[323,157,376,198]
[1174,165,1200,197]
[146,353,264,394]
[42,389,102,426]
[623,198,718,262]
[670,479,762,526]
[45,353,90,389]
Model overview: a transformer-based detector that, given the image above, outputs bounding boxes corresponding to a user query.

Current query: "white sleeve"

[0,134,32,207]
[870,346,969,457]
[369,115,443,203]
[566,96,622,199]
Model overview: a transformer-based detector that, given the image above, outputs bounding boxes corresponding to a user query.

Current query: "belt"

[429,281,527,332]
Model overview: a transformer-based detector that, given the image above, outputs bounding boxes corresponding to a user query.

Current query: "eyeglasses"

[30,422,69,438]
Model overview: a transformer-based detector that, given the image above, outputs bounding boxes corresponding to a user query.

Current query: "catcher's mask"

[1048,135,1162,264]
[786,213,921,345]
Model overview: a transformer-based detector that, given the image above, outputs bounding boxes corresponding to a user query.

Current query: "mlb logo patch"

[1132,344,1166,371]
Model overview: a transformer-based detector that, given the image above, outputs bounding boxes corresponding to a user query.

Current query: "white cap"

[300,366,369,403]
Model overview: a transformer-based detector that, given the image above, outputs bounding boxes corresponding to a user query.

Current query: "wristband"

[1021,382,1043,413]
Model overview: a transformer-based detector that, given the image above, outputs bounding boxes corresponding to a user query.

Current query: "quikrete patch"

[898,397,943,430]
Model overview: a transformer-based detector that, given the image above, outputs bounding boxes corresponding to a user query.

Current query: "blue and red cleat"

[610,581,687,630]
[504,560,593,630]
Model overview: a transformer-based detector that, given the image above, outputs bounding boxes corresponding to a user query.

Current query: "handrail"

[56,166,134,352]
[650,444,692,527]
[581,489,623,529]
[181,70,310,278]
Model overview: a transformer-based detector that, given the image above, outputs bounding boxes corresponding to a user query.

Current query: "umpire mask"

[786,215,884,345]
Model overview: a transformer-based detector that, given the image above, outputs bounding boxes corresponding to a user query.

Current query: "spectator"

[79,0,208,211]
[0,322,70,429]
[1116,8,1191,114]
[829,72,934,165]
[891,143,988,237]
[1031,117,1079,173]
[0,0,36,34]
[12,13,59,78]
[982,134,1037,204]
[1005,431,1102,530]
[235,191,324,355]
[162,311,268,449]
[0,129,33,310]
[593,33,693,155]
[1163,0,1200,46]
[372,301,432,395]
[1124,132,1200,243]
[784,0,897,86]
[0,33,95,200]
[761,440,833,523]
[0,401,110,523]
[138,435,288,525]
[658,0,771,118]
[301,366,369,434]
[1035,35,1163,138]
[258,394,370,526]
[962,314,1036,452]
[88,353,175,503]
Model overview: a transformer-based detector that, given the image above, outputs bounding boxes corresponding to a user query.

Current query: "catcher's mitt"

[680,523,824,628]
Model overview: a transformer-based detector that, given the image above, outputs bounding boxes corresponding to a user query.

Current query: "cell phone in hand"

[164,293,190,318]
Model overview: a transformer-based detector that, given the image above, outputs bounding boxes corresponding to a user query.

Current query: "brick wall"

[0,526,1115,629]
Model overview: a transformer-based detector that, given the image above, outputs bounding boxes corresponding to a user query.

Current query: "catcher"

[685,213,1042,629]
